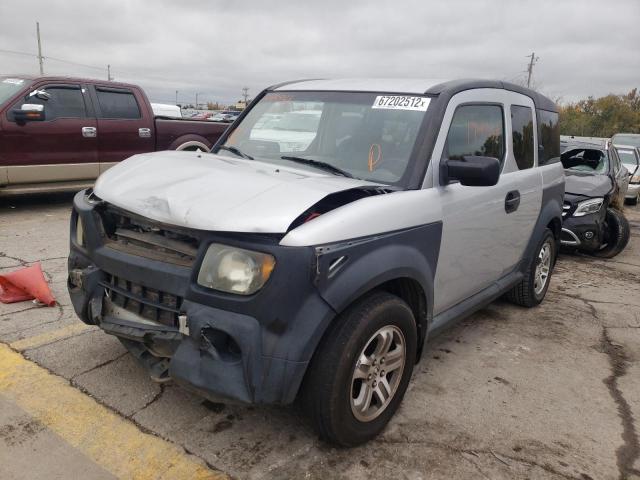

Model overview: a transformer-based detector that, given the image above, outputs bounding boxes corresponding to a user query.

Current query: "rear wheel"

[506,228,556,307]
[626,191,639,206]
[301,291,417,447]
[593,208,630,258]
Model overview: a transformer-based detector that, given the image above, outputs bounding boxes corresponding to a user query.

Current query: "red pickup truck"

[0,75,228,196]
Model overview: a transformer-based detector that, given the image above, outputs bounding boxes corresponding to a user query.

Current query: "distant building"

[233,100,249,110]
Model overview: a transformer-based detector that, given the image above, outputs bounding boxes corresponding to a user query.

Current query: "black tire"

[593,208,630,258]
[625,192,638,206]
[300,291,417,447]
[505,228,556,308]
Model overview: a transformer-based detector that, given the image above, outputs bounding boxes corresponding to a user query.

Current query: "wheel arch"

[312,228,440,363]
[170,135,212,152]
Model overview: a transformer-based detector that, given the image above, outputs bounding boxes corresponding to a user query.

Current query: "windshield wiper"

[280,156,353,178]
[217,145,254,160]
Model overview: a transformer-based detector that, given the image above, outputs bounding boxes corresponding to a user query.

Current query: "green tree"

[559,89,640,137]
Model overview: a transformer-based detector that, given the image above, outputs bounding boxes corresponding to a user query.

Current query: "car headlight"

[573,198,604,217]
[197,243,275,295]
[76,215,85,247]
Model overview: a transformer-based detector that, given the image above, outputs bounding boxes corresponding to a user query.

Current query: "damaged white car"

[68,78,564,446]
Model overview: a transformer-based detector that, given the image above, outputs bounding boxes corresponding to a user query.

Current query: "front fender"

[314,222,442,327]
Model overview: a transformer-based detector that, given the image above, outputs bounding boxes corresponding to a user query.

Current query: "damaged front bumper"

[68,190,335,405]
[560,200,606,251]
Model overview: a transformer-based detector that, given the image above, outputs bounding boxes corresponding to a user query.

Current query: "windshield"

[216,91,430,184]
[612,134,640,148]
[616,148,638,167]
[561,148,609,174]
[0,77,28,107]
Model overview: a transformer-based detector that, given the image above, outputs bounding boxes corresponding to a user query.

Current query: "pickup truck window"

[0,77,28,108]
[8,84,86,121]
[219,91,429,185]
[443,104,505,165]
[537,109,560,165]
[511,105,534,170]
[95,87,141,119]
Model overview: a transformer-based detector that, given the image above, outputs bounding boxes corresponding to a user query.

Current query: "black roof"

[426,79,558,113]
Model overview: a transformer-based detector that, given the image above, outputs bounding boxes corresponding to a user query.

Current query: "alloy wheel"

[534,240,552,295]
[350,325,406,422]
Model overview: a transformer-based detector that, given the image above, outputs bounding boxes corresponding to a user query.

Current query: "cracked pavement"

[1,192,639,480]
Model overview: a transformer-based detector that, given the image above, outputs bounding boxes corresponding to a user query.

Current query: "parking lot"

[1,193,639,480]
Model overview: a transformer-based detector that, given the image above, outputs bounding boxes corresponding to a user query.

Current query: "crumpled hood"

[94,150,383,233]
[564,170,612,198]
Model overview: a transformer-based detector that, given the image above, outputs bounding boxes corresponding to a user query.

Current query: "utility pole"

[195,92,200,109]
[526,52,538,88]
[175,90,178,106]
[242,87,249,105]
[36,22,44,75]
[107,64,113,81]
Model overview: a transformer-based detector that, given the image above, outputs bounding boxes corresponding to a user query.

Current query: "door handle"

[82,127,97,138]
[505,190,520,214]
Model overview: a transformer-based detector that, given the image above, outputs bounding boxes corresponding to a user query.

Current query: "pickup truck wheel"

[301,291,417,447]
[593,208,630,258]
[505,228,555,308]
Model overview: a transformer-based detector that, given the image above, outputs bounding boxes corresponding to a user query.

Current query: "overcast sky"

[1,0,638,106]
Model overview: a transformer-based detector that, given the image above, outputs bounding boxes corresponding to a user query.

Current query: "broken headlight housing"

[75,214,85,247]
[197,244,275,295]
[573,197,604,217]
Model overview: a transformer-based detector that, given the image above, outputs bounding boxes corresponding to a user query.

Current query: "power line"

[0,48,38,57]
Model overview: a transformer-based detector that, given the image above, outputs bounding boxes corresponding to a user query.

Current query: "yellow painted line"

[10,323,92,351]
[0,343,226,480]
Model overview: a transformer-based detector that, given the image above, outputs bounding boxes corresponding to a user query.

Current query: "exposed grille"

[98,206,199,267]
[101,273,182,328]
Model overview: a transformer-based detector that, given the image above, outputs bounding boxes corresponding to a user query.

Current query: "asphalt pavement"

[1,192,639,480]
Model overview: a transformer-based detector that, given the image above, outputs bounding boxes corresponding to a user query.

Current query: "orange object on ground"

[0,262,57,306]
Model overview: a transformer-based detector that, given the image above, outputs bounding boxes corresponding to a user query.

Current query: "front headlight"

[197,243,275,295]
[573,198,604,217]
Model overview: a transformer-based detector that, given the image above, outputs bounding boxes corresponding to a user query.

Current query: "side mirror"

[442,155,500,187]
[13,104,45,123]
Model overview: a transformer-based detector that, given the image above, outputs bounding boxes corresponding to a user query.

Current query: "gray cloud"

[1,0,638,105]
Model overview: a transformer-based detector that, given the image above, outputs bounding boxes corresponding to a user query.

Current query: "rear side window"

[443,104,505,166]
[511,105,534,169]
[96,88,141,119]
[10,85,86,121]
[537,109,560,165]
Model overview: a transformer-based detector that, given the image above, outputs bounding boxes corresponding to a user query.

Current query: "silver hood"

[93,150,382,233]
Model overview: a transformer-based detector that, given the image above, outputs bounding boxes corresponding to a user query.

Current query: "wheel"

[593,208,630,258]
[626,191,639,206]
[505,228,556,307]
[301,291,417,447]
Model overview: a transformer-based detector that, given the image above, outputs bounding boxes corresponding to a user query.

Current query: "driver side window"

[442,104,505,167]
[9,84,86,122]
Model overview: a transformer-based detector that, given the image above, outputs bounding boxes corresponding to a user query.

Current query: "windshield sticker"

[372,95,430,111]
[2,78,24,85]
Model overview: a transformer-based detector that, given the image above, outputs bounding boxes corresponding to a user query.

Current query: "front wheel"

[593,208,630,258]
[505,228,556,307]
[301,292,417,447]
